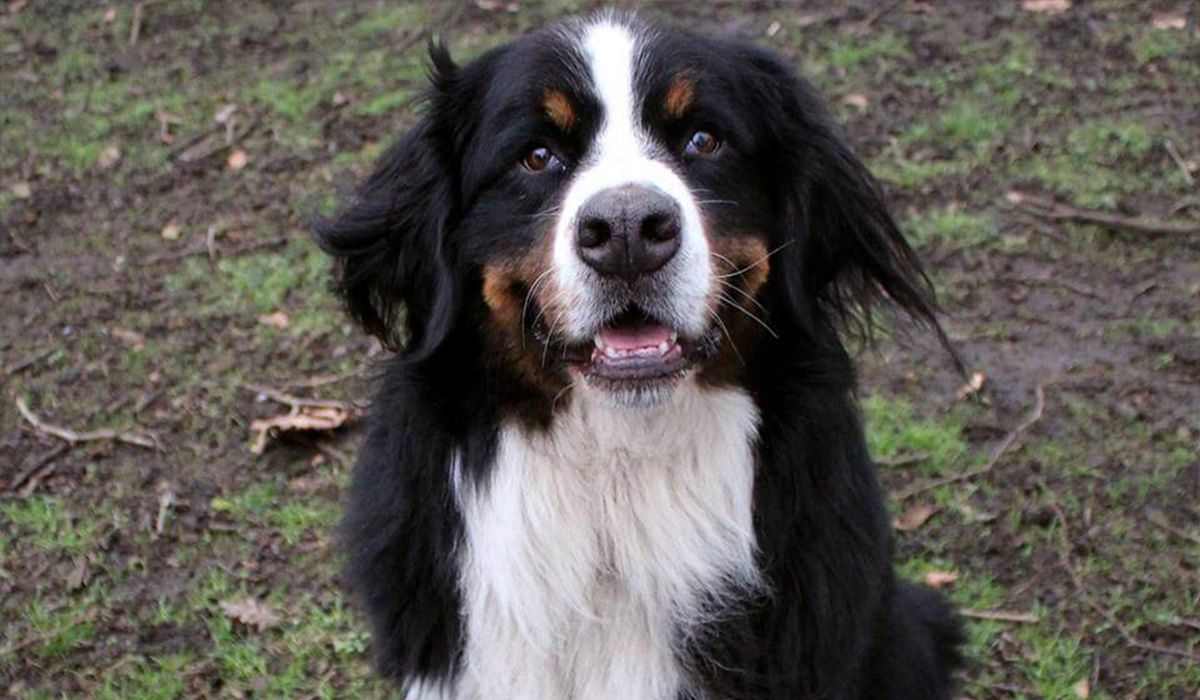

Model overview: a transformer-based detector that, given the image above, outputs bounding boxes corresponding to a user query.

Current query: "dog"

[317,12,961,699]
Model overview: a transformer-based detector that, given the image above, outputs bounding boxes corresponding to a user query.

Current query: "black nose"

[575,185,682,280]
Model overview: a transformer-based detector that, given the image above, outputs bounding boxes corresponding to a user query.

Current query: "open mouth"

[562,307,716,388]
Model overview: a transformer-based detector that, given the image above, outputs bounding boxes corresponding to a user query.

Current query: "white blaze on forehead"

[551,17,711,342]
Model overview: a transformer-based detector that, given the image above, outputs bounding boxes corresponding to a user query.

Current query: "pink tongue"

[600,322,673,350]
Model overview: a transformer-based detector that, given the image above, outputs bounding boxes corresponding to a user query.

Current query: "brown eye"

[522,146,561,173]
[686,130,720,156]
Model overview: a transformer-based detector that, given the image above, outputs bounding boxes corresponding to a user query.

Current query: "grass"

[1,3,1196,698]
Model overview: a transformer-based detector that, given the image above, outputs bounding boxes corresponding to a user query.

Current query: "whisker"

[713,240,794,279]
[520,268,555,350]
[717,291,778,339]
[719,279,768,315]
[711,311,743,367]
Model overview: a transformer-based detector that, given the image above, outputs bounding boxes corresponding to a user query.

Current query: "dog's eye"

[522,146,563,173]
[685,130,720,156]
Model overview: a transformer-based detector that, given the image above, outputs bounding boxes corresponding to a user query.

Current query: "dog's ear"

[740,46,941,340]
[314,43,462,354]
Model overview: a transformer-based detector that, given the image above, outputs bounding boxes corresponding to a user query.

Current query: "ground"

[1,1,1197,698]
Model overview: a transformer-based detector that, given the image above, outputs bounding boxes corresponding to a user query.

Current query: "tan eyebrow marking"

[664,77,695,119]
[542,88,576,131]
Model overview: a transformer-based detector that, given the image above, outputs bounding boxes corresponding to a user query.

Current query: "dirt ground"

[1,1,1197,698]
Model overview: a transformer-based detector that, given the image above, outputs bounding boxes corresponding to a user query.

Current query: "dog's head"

[318,14,940,407]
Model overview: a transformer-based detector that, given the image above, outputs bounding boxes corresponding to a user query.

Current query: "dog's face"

[319,14,939,409]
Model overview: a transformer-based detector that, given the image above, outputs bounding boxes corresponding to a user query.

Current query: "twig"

[1144,509,1200,546]
[15,397,157,450]
[4,347,53,376]
[143,233,291,265]
[1049,500,1200,664]
[1163,138,1195,187]
[240,383,353,411]
[6,444,68,495]
[860,0,903,28]
[960,609,1039,624]
[129,2,143,45]
[285,365,371,390]
[1007,191,1200,236]
[895,385,1045,500]
[875,452,929,468]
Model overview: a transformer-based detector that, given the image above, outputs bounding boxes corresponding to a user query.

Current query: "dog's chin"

[560,308,718,409]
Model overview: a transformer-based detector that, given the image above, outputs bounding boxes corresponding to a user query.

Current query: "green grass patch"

[903,206,994,249]
[0,495,99,558]
[863,394,968,477]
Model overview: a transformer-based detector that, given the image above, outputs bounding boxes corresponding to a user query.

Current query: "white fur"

[552,17,711,342]
[451,382,762,699]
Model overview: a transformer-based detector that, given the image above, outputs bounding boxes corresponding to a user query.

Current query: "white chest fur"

[448,383,762,700]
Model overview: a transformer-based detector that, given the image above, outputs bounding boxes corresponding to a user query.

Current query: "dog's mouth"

[545,307,719,390]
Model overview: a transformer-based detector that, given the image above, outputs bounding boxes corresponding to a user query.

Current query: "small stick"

[1163,139,1195,187]
[285,365,370,390]
[895,385,1045,500]
[1007,191,1200,236]
[6,444,69,495]
[15,397,157,449]
[960,609,1039,624]
[240,383,353,411]
[1049,501,1200,664]
[129,2,142,45]
[4,347,53,376]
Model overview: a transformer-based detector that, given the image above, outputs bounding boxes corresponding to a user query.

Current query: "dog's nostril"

[641,212,680,243]
[578,217,612,249]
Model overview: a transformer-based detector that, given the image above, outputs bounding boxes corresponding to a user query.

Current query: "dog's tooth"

[604,346,620,359]
[668,331,678,344]
[657,340,672,355]
[594,335,605,349]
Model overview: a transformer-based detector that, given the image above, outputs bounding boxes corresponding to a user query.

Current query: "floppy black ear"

[314,45,461,354]
[741,46,941,340]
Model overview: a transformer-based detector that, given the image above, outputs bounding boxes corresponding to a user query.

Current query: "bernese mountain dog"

[317,12,962,700]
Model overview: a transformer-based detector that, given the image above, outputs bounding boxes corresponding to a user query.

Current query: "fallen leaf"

[955,371,987,400]
[219,597,280,632]
[257,310,289,328]
[111,326,146,350]
[1072,678,1090,698]
[1151,13,1186,30]
[8,0,27,13]
[923,571,958,588]
[765,20,782,37]
[67,556,90,590]
[1005,189,1027,204]
[842,93,869,109]
[894,503,938,532]
[250,405,357,455]
[97,145,121,170]
[214,104,238,125]
[102,6,116,22]
[227,148,248,170]
[11,182,31,199]
[331,91,349,108]
[161,221,182,240]
[1021,0,1070,13]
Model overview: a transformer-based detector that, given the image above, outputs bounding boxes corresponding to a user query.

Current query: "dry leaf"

[214,104,238,125]
[956,371,987,400]
[894,503,938,532]
[250,405,356,454]
[219,597,280,631]
[103,6,116,22]
[1021,0,1070,13]
[67,556,90,590]
[923,571,958,588]
[842,93,869,109]
[765,20,782,37]
[111,326,146,350]
[161,221,182,240]
[1072,678,1090,698]
[1151,13,1186,30]
[11,182,31,199]
[97,145,122,170]
[227,148,248,170]
[8,0,28,13]
[257,310,289,329]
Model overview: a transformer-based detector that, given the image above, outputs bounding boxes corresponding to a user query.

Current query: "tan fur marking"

[542,89,576,131]
[664,78,695,119]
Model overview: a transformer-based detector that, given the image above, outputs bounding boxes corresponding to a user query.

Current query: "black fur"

[317,16,961,699]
